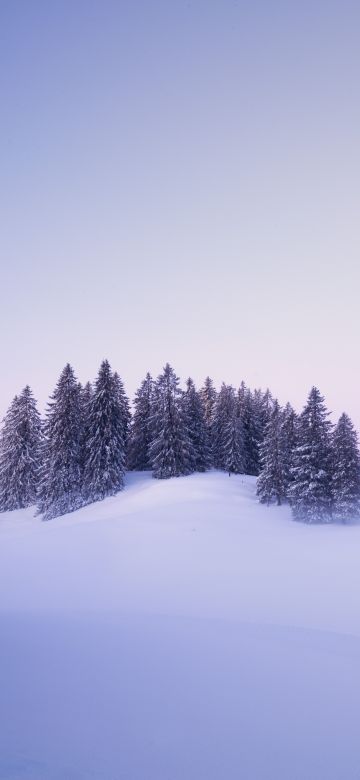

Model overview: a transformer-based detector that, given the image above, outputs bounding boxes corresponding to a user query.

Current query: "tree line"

[0,361,359,523]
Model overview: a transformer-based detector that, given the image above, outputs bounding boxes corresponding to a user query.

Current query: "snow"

[1,471,360,779]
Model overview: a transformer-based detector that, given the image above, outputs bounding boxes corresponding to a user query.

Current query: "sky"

[1,0,359,429]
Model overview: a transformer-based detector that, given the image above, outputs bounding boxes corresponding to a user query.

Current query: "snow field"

[1,471,360,779]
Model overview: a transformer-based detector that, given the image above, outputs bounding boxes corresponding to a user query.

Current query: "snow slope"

[1,471,360,779]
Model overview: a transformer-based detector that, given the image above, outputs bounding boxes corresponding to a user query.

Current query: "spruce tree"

[289,387,333,523]
[149,364,193,479]
[281,402,298,500]
[212,384,233,469]
[0,387,42,511]
[79,381,93,470]
[222,411,244,475]
[113,372,131,452]
[82,360,127,502]
[128,373,154,470]
[37,365,83,520]
[240,388,261,476]
[182,378,212,472]
[331,413,360,522]
[257,399,286,505]
[212,384,244,473]
[200,377,217,461]
[81,381,93,413]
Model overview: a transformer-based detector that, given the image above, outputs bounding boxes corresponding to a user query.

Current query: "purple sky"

[1,1,360,429]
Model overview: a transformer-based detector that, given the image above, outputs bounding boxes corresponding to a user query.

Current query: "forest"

[0,361,359,523]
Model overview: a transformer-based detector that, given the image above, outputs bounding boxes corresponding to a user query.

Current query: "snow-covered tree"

[257,399,286,505]
[149,364,193,479]
[289,387,333,523]
[222,414,244,474]
[82,360,127,502]
[331,413,360,522]
[238,387,261,476]
[79,381,93,469]
[182,378,212,472]
[0,387,42,511]
[37,364,83,520]
[128,373,154,470]
[113,372,131,452]
[212,384,244,473]
[81,381,93,414]
[281,402,298,499]
[200,377,217,461]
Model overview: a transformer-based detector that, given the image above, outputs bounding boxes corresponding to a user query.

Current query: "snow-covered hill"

[1,472,360,779]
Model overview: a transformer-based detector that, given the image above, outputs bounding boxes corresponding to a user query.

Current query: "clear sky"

[1,0,359,428]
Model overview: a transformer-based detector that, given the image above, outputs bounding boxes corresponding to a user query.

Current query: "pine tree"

[128,373,154,470]
[113,372,131,452]
[222,412,244,475]
[331,413,360,522]
[257,399,286,505]
[200,377,217,462]
[149,364,193,479]
[239,388,261,476]
[182,378,212,472]
[82,360,127,502]
[212,384,232,469]
[81,381,93,413]
[79,381,93,470]
[212,384,244,473]
[289,387,333,523]
[0,387,42,511]
[37,365,83,520]
[281,402,298,500]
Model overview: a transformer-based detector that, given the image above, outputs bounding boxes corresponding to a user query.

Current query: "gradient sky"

[1,0,360,428]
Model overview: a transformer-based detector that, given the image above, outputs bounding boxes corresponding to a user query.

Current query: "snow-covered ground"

[1,471,360,780]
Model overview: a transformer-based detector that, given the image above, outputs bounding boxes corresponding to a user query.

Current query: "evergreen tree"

[113,372,131,452]
[200,377,217,461]
[182,378,212,472]
[82,360,127,502]
[222,412,244,474]
[240,388,261,476]
[257,399,286,505]
[79,381,93,470]
[37,365,83,520]
[289,387,333,523]
[0,387,42,511]
[212,384,233,469]
[128,373,154,471]
[81,381,93,413]
[331,413,360,522]
[281,402,298,499]
[212,384,244,473]
[256,388,274,442]
[149,364,193,479]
